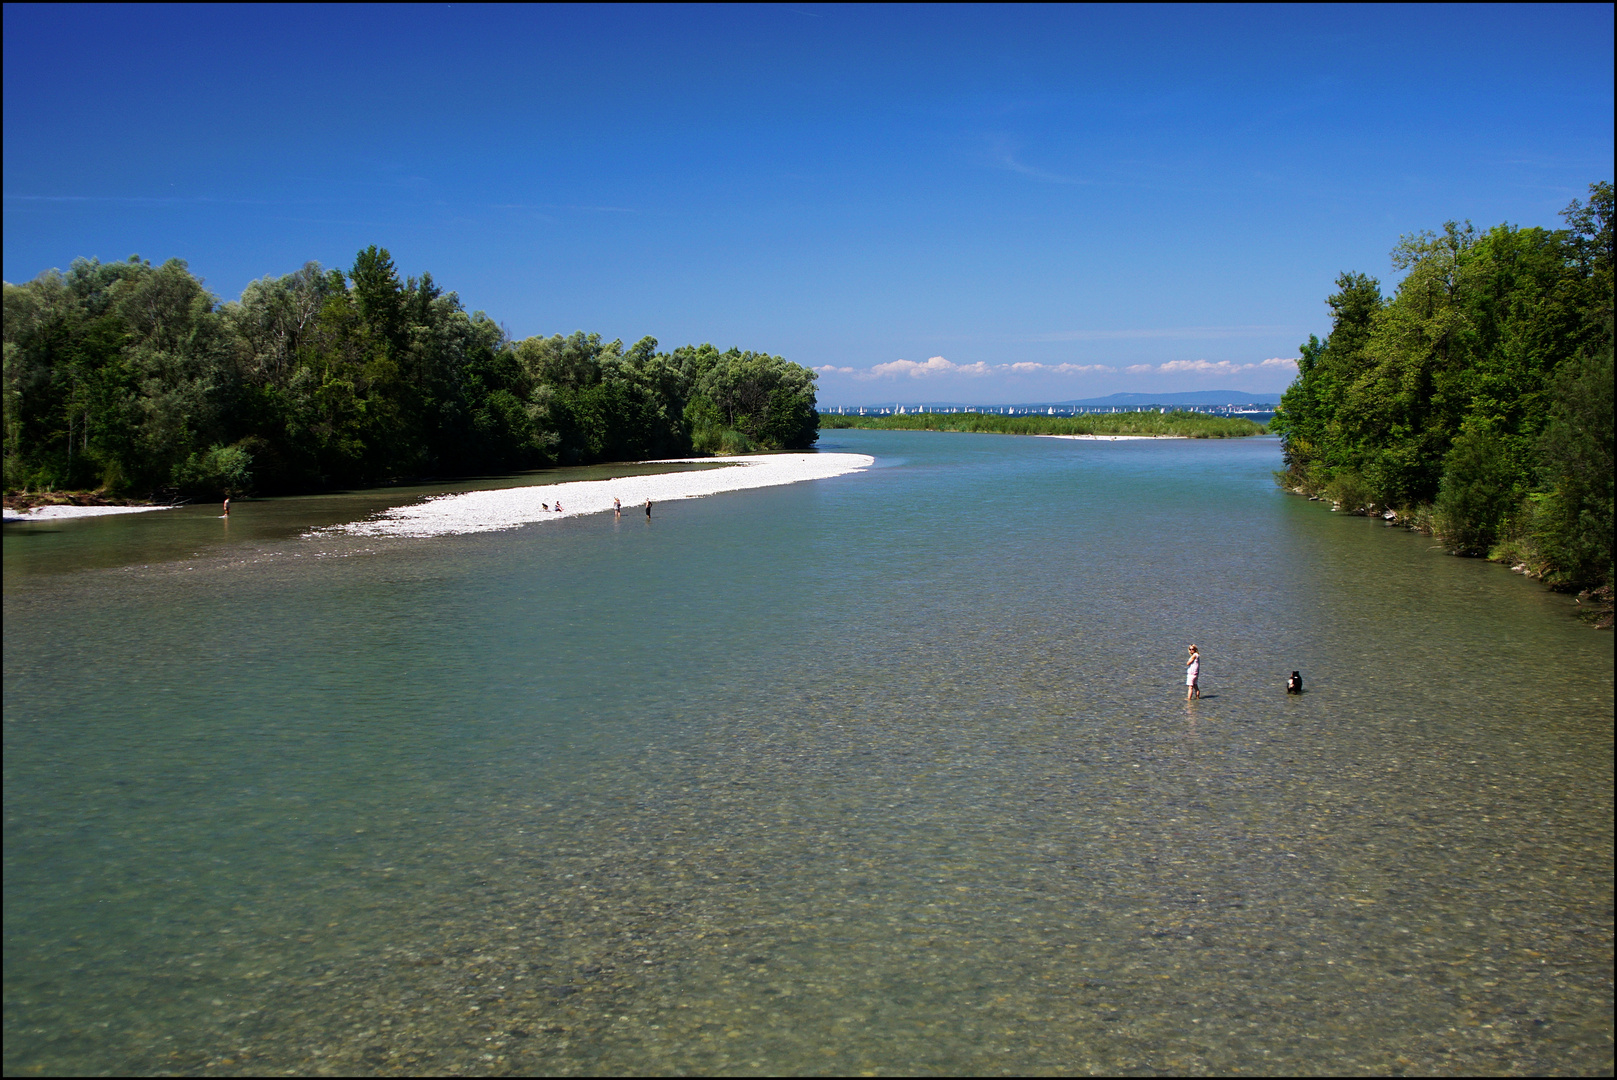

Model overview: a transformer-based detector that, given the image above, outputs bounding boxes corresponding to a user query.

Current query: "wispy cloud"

[816,356,1298,381]
[985,135,1089,185]
[815,356,1003,379]
[997,154,1087,185]
[1155,357,1298,375]
[815,356,1114,380]
[1121,357,1298,376]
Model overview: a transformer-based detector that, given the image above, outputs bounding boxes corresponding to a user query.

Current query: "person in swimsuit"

[1186,645,1200,701]
[645,499,652,518]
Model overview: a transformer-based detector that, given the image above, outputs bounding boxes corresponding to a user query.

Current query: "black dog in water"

[1286,671,1303,694]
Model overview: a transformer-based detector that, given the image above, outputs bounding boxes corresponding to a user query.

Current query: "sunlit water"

[4,432,1611,1076]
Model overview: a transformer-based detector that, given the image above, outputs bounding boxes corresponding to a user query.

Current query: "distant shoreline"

[820,410,1265,439]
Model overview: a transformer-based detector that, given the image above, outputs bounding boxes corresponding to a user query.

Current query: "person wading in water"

[1186,645,1201,701]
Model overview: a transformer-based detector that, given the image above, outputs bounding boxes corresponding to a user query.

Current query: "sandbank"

[320,452,875,539]
[3,503,179,522]
[1037,434,1187,441]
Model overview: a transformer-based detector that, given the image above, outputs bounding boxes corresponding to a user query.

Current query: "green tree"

[1534,338,1613,588]
[5,245,819,498]
[1434,424,1517,554]
[1271,181,1614,595]
[1272,273,1383,486]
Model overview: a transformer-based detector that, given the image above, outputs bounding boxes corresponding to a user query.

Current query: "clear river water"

[4,430,1611,1076]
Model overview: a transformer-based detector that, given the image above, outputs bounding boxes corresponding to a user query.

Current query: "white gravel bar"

[322,452,875,539]
[3,503,179,522]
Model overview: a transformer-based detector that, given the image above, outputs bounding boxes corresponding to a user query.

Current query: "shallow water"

[4,432,1611,1076]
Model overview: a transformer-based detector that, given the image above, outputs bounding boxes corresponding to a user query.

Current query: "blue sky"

[4,4,1611,405]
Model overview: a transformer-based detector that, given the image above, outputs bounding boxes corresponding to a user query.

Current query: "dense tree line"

[2,246,819,498]
[1272,182,1612,600]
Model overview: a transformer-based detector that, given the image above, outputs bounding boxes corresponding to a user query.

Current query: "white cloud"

[816,355,1299,381]
[1146,358,1300,376]
[868,356,993,378]
[822,356,1117,381]
[1157,360,1248,375]
[1004,361,1112,374]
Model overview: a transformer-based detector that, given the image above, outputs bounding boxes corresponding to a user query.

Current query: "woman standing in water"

[1186,645,1200,701]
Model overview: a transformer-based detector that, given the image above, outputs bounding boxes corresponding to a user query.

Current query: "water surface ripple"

[4,432,1611,1075]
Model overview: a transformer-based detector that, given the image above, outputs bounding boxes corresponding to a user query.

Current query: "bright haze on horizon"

[3,5,1611,406]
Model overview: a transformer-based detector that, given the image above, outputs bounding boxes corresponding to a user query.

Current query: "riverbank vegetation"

[2,247,819,499]
[821,411,1264,438]
[1271,181,1612,618]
